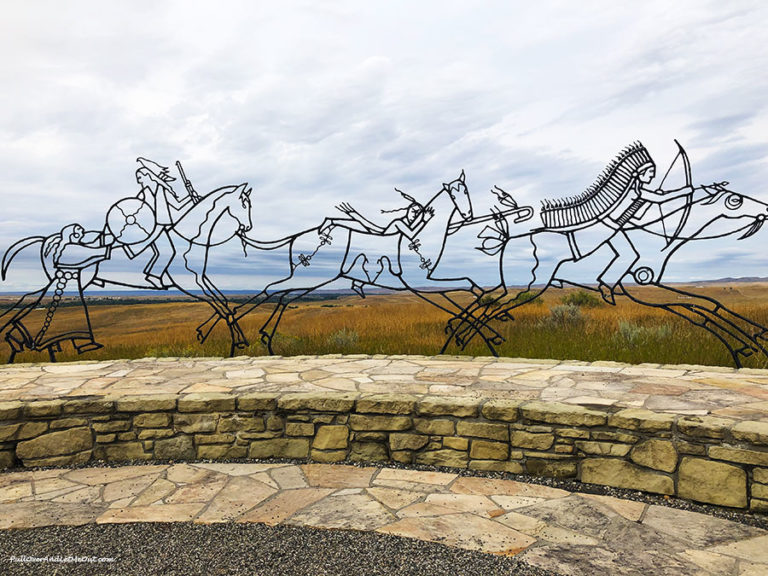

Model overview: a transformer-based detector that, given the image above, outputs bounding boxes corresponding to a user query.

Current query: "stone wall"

[2,391,768,511]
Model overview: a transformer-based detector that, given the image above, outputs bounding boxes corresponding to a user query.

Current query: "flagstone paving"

[0,462,766,575]
[2,355,768,420]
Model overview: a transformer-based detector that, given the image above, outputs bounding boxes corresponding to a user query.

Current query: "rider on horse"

[540,142,694,304]
[319,189,435,296]
[131,157,195,288]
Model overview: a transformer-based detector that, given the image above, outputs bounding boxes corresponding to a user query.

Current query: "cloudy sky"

[2,0,768,292]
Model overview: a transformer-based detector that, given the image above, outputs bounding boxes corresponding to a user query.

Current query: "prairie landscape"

[2,283,768,368]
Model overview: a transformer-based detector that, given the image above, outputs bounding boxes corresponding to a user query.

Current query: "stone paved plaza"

[1,461,767,575]
[2,355,768,574]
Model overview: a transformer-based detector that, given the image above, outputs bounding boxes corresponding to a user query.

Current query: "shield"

[106,198,157,245]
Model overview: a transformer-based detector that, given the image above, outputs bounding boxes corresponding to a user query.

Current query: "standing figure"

[2,224,113,361]
[132,157,192,288]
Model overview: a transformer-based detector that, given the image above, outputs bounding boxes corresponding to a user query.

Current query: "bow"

[659,139,692,248]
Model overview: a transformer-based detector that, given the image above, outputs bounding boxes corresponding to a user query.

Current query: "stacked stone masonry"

[1,356,768,511]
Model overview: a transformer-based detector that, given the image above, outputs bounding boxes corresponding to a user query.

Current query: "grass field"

[3,283,768,368]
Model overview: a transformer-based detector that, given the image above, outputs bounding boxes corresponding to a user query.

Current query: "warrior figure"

[319,189,434,296]
[539,142,693,304]
[131,157,192,288]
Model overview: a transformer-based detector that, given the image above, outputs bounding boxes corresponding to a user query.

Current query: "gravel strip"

[0,522,557,576]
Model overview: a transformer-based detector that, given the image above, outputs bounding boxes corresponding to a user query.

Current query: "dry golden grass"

[4,283,768,368]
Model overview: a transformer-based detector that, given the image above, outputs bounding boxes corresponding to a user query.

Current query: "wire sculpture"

[1,142,767,367]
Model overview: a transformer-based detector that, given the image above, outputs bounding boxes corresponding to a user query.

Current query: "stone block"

[286,422,315,437]
[195,433,236,445]
[677,416,734,439]
[349,441,388,462]
[709,446,768,467]
[24,400,64,417]
[349,415,411,431]
[174,413,217,433]
[470,440,508,460]
[50,417,89,430]
[62,398,114,415]
[16,427,93,460]
[527,459,577,478]
[520,401,606,427]
[0,400,23,420]
[237,393,279,411]
[95,434,116,443]
[16,422,48,440]
[391,450,412,464]
[415,449,468,468]
[133,413,172,428]
[93,420,131,433]
[312,426,349,450]
[198,444,247,460]
[116,394,177,412]
[249,438,309,459]
[581,458,674,495]
[556,428,590,439]
[25,450,92,468]
[137,428,175,440]
[480,399,522,422]
[731,421,768,445]
[754,468,768,484]
[0,450,15,469]
[118,431,137,441]
[590,431,639,443]
[277,392,356,413]
[469,460,524,474]
[751,498,768,513]
[630,439,678,473]
[178,393,235,413]
[675,440,707,456]
[94,442,149,461]
[0,423,20,442]
[389,433,428,451]
[356,394,418,414]
[678,457,747,507]
[266,415,284,431]
[417,397,480,418]
[311,449,347,463]
[511,431,555,450]
[752,483,768,500]
[414,418,455,436]
[442,437,469,451]
[456,421,509,441]
[607,409,674,432]
[575,441,632,457]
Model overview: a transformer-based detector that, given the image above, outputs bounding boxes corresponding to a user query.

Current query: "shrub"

[561,289,603,308]
[615,321,672,348]
[329,328,360,350]
[539,304,584,328]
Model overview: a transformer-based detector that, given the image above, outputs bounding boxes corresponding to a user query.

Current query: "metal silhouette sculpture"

[2,159,253,360]
[1,142,767,366]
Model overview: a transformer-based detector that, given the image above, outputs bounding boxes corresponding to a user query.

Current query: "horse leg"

[622,283,765,367]
[258,290,308,355]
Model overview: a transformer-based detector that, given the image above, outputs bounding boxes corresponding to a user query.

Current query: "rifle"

[176,161,201,204]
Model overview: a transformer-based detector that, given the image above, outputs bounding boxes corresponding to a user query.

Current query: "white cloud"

[2,0,768,291]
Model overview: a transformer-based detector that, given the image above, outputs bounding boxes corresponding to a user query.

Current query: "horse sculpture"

[1,183,253,361]
[447,180,768,367]
[195,171,504,353]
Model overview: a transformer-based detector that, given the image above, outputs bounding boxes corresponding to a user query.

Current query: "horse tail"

[2,236,44,281]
